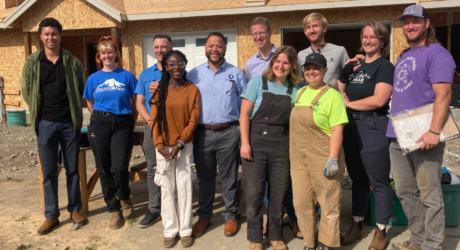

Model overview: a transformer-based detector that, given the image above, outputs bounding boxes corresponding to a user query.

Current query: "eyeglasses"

[362,36,379,41]
[168,61,186,68]
[226,80,236,94]
[251,31,268,38]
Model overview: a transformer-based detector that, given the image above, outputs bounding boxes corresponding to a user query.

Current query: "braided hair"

[151,50,188,142]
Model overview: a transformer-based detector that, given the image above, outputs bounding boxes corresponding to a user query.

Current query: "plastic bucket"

[6,109,26,127]
[442,184,460,227]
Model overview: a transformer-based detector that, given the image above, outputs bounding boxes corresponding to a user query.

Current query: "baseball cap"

[302,53,327,68]
[397,5,429,21]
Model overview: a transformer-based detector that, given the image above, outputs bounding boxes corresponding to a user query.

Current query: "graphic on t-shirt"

[349,71,371,84]
[95,79,126,93]
[395,57,416,93]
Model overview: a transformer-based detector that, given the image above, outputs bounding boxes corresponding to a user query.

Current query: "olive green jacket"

[21,49,85,133]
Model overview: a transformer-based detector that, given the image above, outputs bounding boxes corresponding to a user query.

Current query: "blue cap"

[397,5,429,21]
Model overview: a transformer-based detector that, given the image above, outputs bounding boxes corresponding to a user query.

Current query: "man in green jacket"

[21,17,86,235]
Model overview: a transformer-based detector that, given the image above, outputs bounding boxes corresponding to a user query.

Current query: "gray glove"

[324,158,339,177]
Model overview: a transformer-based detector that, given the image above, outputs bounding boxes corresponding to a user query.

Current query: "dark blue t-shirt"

[83,68,137,115]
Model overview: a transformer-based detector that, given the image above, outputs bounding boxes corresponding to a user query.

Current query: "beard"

[206,50,226,64]
[405,25,427,44]
[308,30,325,44]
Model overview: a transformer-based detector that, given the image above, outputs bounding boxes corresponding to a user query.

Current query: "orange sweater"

[150,81,200,150]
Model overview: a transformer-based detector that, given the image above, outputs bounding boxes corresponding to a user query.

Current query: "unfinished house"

[0,0,459,109]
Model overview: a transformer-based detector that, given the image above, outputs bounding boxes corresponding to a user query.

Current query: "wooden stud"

[111,27,119,41]
[78,151,89,215]
[24,32,31,60]
[86,169,99,200]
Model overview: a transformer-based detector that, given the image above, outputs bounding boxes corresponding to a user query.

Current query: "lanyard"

[311,43,326,54]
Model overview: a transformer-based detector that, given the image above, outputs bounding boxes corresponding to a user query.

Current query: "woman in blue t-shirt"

[337,21,394,249]
[239,46,300,250]
[83,36,138,230]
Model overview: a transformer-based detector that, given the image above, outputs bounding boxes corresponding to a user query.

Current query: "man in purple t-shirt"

[388,5,455,250]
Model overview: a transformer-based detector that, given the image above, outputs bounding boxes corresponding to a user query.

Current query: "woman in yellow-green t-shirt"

[289,53,348,250]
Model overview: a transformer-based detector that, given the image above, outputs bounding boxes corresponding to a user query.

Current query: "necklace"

[311,43,326,53]
[170,85,183,100]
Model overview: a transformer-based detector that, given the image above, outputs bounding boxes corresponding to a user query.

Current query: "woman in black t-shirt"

[337,21,394,250]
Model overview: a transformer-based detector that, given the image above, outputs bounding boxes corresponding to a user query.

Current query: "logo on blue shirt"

[96,79,126,93]
[229,74,234,79]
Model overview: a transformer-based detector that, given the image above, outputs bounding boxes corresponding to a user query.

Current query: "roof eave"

[124,0,418,21]
[3,0,37,29]
[86,0,122,22]
[421,0,460,9]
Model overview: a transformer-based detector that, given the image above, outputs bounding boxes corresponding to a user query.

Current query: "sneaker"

[270,240,287,250]
[138,212,160,228]
[164,237,176,248]
[250,242,263,250]
[181,236,193,247]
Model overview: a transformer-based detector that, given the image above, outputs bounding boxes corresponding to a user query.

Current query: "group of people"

[21,4,455,250]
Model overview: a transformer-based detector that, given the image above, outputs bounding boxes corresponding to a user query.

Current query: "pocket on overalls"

[190,163,197,181]
[154,164,166,187]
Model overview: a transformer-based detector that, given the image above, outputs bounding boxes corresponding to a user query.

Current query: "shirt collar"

[206,59,227,71]
[39,49,63,63]
[151,63,160,71]
[257,44,277,59]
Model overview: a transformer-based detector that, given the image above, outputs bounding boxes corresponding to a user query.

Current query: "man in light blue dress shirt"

[187,31,247,238]
[244,17,302,241]
[135,34,173,228]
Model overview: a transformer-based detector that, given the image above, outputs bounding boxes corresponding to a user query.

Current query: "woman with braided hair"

[150,50,200,248]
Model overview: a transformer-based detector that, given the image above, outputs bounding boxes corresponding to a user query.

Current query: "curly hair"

[151,50,188,142]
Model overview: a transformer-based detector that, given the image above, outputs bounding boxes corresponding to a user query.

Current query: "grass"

[15,215,29,222]
[85,247,95,250]
[89,235,102,243]
[126,217,138,226]
[16,244,33,250]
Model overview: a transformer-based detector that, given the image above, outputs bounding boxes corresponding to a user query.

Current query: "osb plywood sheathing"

[123,0,246,15]
[22,0,123,32]
[122,5,408,77]
[267,0,349,6]
[0,29,27,109]
[101,0,125,13]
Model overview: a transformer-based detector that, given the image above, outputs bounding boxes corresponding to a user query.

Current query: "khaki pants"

[291,140,344,248]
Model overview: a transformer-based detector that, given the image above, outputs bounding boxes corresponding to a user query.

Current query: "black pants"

[242,126,290,242]
[193,125,240,221]
[343,115,393,224]
[88,113,134,212]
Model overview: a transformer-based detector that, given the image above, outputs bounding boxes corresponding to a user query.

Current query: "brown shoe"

[70,211,87,225]
[390,241,422,250]
[290,221,304,239]
[109,211,124,230]
[270,240,287,250]
[120,198,133,219]
[37,219,60,235]
[192,220,210,238]
[224,219,238,236]
[340,221,364,245]
[181,236,193,247]
[368,227,387,250]
[249,242,263,250]
[164,237,176,248]
[263,225,268,237]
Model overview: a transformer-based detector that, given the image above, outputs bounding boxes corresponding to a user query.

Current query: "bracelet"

[428,129,440,136]
[177,140,185,150]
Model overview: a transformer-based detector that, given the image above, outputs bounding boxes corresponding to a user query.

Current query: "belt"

[197,121,239,130]
[92,110,114,116]
[348,112,385,121]
[251,124,288,134]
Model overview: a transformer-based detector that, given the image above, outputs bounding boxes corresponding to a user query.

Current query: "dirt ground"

[0,123,459,250]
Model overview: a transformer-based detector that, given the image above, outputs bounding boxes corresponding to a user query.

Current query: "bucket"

[442,184,460,227]
[6,109,27,127]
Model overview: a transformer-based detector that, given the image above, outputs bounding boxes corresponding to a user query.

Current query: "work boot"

[192,220,210,238]
[316,242,339,250]
[224,219,238,236]
[120,198,133,219]
[181,236,193,247]
[164,237,176,248]
[290,221,303,239]
[37,219,60,235]
[270,240,287,250]
[249,242,263,250]
[389,241,421,250]
[70,211,87,225]
[263,225,268,237]
[340,221,364,245]
[109,211,123,230]
[368,227,387,250]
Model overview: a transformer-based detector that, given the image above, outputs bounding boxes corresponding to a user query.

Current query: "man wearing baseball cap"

[388,5,455,250]
[291,53,348,250]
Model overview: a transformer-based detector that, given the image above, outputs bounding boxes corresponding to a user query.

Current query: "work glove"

[339,64,354,84]
[324,158,339,177]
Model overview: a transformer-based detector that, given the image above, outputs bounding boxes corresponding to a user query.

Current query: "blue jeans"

[37,119,82,219]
